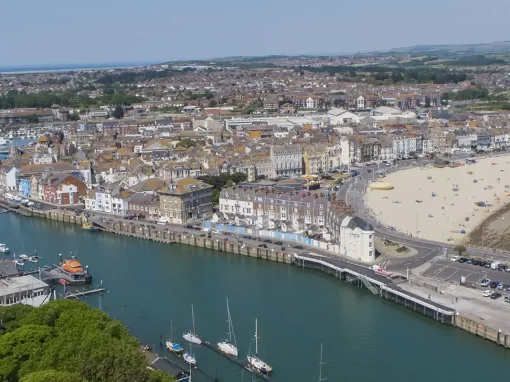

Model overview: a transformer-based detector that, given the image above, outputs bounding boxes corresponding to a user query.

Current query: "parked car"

[505,296,510,303]
[263,239,272,243]
[466,259,473,264]
[497,283,506,290]
[491,292,502,300]
[478,261,486,267]
[485,262,492,268]
[480,279,491,287]
[472,260,479,265]
[185,225,194,229]
[241,235,252,240]
[450,256,460,262]
[34,203,42,209]
[490,281,499,288]
[458,258,467,263]
[274,241,283,245]
[211,230,219,234]
[294,245,304,249]
[506,285,510,292]
[258,244,268,248]
[483,290,494,297]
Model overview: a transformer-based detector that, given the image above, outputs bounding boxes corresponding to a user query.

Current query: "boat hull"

[218,342,238,357]
[183,352,196,366]
[248,356,272,374]
[165,341,183,354]
[183,333,202,345]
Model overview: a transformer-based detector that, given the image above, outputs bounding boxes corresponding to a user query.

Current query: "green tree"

[176,138,196,149]
[112,106,124,119]
[454,245,466,256]
[231,172,247,184]
[225,179,234,188]
[25,114,39,124]
[21,370,86,382]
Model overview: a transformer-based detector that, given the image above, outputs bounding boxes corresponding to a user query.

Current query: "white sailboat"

[183,304,202,345]
[0,243,10,254]
[183,340,197,367]
[247,319,272,374]
[217,297,238,357]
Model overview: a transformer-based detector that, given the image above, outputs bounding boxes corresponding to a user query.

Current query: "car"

[27,201,34,207]
[263,239,272,243]
[458,258,467,263]
[498,265,506,271]
[258,244,268,248]
[466,259,473,264]
[483,290,494,297]
[211,230,219,234]
[480,279,491,287]
[274,241,283,245]
[490,281,499,289]
[478,261,486,267]
[506,266,510,273]
[485,262,492,268]
[241,235,252,240]
[472,260,479,265]
[34,203,42,209]
[199,233,206,237]
[185,225,194,229]
[497,283,506,290]
[294,245,304,249]
[491,292,502,300]
[450,256,460,262]
[505,296,510,303]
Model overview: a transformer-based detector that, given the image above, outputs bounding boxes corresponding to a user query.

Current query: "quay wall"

[3,200,510,349]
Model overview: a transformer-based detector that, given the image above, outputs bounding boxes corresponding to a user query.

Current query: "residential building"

[158,178,213,224]
[42,174,86,205]
[270,145,303,177]
[339,216,375,262]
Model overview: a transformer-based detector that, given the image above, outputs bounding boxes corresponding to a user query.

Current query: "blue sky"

[1,0,508,66]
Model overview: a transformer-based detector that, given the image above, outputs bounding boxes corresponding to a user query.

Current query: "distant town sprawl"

[0,52,510,262]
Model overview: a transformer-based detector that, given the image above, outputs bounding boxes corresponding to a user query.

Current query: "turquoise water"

[1,213,509,381]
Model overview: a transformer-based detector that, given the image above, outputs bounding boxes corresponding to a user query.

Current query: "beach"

[364,156,510,245]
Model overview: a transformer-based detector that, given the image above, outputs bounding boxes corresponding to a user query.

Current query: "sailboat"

[247,319,272,374]
[217,297,238,357]
[183,304,202,345]
[317,342,326,382]
[183,341,197,367]
[166,320,183,354]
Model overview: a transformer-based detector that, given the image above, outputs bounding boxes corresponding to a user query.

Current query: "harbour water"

[1,212,510,381]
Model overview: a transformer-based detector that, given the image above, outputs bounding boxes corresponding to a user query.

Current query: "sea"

[1,213,509,382]
[0,62,153,74]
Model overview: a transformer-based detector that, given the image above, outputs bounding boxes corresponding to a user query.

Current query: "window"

[369,235,373,239]
[369,251,373,257]
[369,242,372,248]
[320,204,323,209]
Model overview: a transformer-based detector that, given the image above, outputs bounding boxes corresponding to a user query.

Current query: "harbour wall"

[2,200,510,349]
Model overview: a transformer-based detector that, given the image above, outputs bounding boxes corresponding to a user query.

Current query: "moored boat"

[0,243,10,254]
[19,254,29,261]
[183,304,202,345]
[183,351,196,366]
[81,222,98,232]
[247,319,273,374]
[166,320,183,354]
[217,297,238,357]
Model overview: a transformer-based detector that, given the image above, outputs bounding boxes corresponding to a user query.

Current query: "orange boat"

[63,257,84,273]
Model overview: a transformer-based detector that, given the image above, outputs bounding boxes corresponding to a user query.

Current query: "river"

[1,212,509,381]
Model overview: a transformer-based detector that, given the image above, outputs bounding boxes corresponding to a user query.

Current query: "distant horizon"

[1,39,510,72]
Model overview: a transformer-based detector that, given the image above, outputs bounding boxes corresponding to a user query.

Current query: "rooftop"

[0,275,49,297]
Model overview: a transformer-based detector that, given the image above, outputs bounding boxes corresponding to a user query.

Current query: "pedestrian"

[428,294,431,299]
[456,297,458,303]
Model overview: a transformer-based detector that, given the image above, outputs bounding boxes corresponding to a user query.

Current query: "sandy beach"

[364,156,510,245]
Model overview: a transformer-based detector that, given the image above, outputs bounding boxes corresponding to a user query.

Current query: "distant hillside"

[389,41,510,53]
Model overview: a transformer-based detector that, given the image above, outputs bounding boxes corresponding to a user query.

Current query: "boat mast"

[227,298,237,346]
[191,304,196,335]
[255,319,258,356]
[318,342,326,382]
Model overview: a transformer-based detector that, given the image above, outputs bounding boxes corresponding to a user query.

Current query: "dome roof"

[370,181,394,191]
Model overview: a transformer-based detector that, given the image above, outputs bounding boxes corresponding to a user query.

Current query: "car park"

[491,292,502,300]
[483,290,494,297]
[480,279,491,287]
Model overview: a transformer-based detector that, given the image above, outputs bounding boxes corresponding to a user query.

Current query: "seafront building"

[0,274,50,307]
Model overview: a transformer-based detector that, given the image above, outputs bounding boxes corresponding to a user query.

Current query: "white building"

[270,145,303,177]
[392,136,418,158]
[340,216,375,262]
[0,275,50,307]
[327,108,361,126]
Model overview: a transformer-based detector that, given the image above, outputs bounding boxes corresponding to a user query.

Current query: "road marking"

[445,270,459,280]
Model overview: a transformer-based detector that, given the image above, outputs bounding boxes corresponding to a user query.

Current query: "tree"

[0,300,174,382]
[231,172,248,184]
[454,245,466,256]
[225,179,234,188]
[176,138,196,149]
[67,113,80,121]
[112,105,124,119]
[25,114,39,124]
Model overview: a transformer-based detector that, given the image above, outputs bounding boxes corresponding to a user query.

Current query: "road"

[335,152,510,274]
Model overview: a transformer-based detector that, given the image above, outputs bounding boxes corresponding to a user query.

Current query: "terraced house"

[158,178,213,224]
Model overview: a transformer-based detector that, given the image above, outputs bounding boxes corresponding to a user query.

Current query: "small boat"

[218,297,238,357]
[59,278,70,286]
[19,254,29,261]
[28,256,38,263]
[82,222,98,232]
[166,320,183,354]
[142,345,151,351]
[0,243,10,254]
[183,304,202,345]
[15,260,24,267]
[183,351,197,366]
[247,319,273,374]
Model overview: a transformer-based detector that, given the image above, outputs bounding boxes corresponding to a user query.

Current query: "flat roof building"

[0,275,50,307]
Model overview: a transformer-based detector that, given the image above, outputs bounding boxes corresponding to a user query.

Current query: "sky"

[1,0,509,67]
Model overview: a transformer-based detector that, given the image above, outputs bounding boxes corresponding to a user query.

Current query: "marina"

[2,207,510,381]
